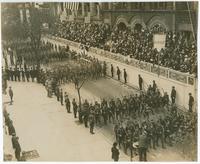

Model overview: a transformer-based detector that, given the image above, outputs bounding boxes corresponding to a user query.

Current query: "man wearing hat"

[21,68,25,82]
[138,130,148,161]
[15,137,21,161]
[116,66,121,81]
[123,69,127,84]
[60,89,63,106]
[138,74,143,91]
[65,94,71,113]
[11,133,17,149]
[72,98,78,118]
[89,113,95,134]
[111,142,120,162]
[8,86,14,105]
[171,86,176,104]
[188,93,194,112]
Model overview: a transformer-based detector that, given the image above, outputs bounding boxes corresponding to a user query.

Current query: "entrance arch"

[147,16,169,33]
[130,16,146,32]
[114,16,129,30]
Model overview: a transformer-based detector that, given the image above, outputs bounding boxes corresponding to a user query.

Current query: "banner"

[153,34,166,51]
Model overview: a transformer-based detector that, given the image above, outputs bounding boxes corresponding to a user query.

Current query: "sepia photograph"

[1,1,198,162]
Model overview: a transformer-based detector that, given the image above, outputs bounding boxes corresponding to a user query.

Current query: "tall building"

[53,2,197,39]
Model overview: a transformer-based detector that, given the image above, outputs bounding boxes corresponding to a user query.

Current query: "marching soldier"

[56,86,60,101]
[116,98,122,120]
[102,106,108,125]
[156,122,165,149]
[138,131,148,161]
[10,67,14,81]
[14,67,17,81]
[111,142,120,162]
[11,133,17,149]
[8,120,16,136]
[15,137,21,161]
[117,125,125,149]
[30,68,35,82]
[65,94,71,113]
[25,68,30,82]
[72,98,78,118]
[9,86,14,105]
[60,89,63,106]
[21,68,25,82]
[94,101,101,126]
[17,68,20,81]
[89,113,95,134]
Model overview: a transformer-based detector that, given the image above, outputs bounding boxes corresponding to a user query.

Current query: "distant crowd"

[50,21,197,75]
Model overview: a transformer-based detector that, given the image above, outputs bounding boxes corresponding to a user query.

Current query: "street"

[3,80,129,161]
[3,79,188,161]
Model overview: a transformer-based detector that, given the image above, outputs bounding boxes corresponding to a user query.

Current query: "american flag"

[65,2,79,11]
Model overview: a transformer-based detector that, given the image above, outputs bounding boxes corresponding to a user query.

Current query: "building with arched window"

[52,2,197,40]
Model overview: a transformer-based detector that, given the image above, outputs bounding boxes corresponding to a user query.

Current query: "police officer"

[138,74,143,90]
[72,98,78,118]
[188,93,194,112]
[123,69,127,84]
[171,86,176,104]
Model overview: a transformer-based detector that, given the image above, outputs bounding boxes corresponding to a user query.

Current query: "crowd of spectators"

[50,21,197,75]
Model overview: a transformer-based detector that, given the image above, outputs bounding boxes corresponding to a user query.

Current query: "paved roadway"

[3,78,188,161]
[3,81,129,161]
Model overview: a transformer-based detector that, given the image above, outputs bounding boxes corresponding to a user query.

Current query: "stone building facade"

[52,2,197,37]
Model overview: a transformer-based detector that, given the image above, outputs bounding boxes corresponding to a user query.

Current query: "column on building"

[19,8,24,23]
[81,2,85,17]
[108,2,112,10]
[90,2,96,16]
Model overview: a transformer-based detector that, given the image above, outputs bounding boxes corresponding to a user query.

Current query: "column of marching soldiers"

[3,41,196,162]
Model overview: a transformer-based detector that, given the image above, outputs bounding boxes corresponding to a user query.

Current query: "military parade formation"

[2,38,197,161]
